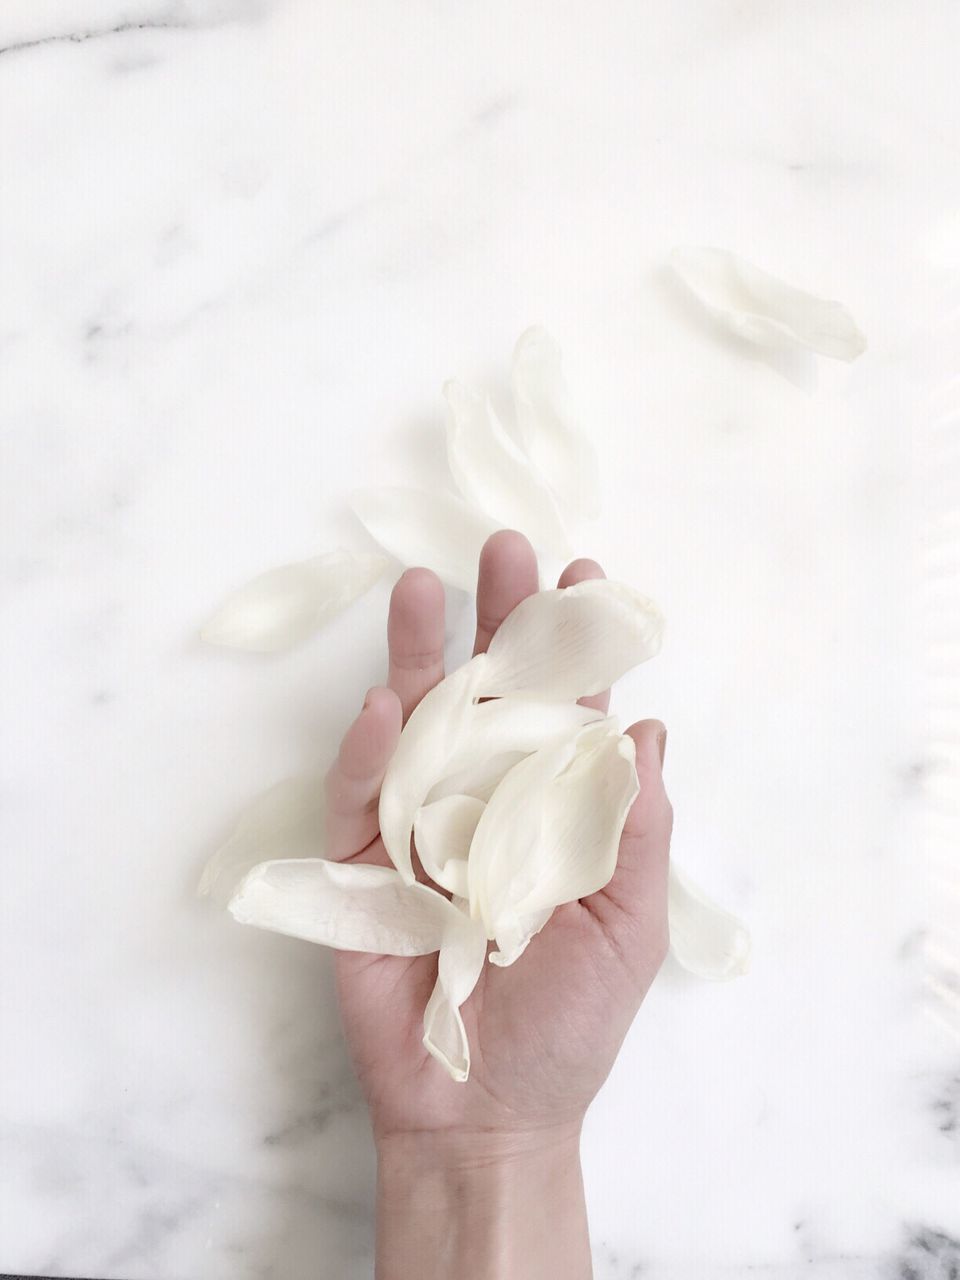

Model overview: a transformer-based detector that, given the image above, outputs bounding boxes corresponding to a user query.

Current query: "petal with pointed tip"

[488,906,553,967]
[350,486,499,593]
[668,863,751,979]
[422,903,488,1082]
[201,551,387,652]
[669,247,866,361]
[228,858,457,954]
[511,326,601,521]
[444,379,572,557]
[199,775,326,905]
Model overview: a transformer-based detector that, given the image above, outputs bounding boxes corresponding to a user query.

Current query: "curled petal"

[414,794,484,897]
[469,721,639,941]
[444,379,572,557]
[199,775,325,905]
[422,902,488,1082]
[229,858,456,954]
[350,486,498,593]
[201,551,387,652]
[668,864,751,980]
[669,247,867,361]
[488,906,553,967]
[482,579,664,701]
[379,658,489,882]
[511,326,601,521]
[427,750,527,804]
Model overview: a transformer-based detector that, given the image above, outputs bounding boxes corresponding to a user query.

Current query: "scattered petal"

[669,247,867,361]
[668,864,751,980]
[350,486,499,593]
[229,858,457,954]
[201,551,387,652]
[511,326,601,521]
[414,794,484,897]
[422,902,488,1082]
[199,775,325,905]
[482,579,664,701]
[443,379,572,557]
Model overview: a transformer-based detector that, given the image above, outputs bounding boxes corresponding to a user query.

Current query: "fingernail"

[656,728,667,767]
[362,689,373,712]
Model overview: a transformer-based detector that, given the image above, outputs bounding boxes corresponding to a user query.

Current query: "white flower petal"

[668,864,751,980]
[468,696,604,753]
[511,326,601,521]
[379,658,489,882]
[422,903,488,1083]
[426,750,528,805]
[488,906,553,967]
[444,379,572,557]
[414,794,484,897]
[669,247,867,361]
[228,858,456,954]
[350,486,499,593]
[469,721,638,938]
[482,579,664,701]
[201,551,387,652]
[379,658,602,882]
[199,775,325,905]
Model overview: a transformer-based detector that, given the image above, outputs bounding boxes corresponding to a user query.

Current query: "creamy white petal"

[469,721,638,937]
[482,579,664,701]
[444,379,572,556]
[668,863,751,980]
[228,858,457,954]
[199,775,325,905]
[201,551,387,652]
[379,659,600,882]
[427,751,528,804]
[511,326,601,521]
[379,657,489,882]
[669,247,867,361]
[414,794,484,897]
[488,906,553,967]
[422,903,488,1083]
[350,486,499,593]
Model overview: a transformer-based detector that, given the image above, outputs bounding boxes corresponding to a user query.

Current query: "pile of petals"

[206,579,750,1082]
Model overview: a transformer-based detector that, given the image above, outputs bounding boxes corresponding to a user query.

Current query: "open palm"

[325,532,672,1142]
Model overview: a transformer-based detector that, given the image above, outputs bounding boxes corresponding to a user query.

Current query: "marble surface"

[1,1,958,1276]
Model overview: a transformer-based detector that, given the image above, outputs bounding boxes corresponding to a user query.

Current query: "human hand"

[324,530,672,1278]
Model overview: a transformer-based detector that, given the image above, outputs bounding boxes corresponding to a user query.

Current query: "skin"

[323,530,673,1279]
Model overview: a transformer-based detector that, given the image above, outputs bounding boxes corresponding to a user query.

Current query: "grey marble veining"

[1,1,958,1276]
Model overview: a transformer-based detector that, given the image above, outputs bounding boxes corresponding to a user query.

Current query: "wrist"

[375,1126,591,1280]
[376,1119,583,1170]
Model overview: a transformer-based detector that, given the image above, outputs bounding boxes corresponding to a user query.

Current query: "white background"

[1,2,958,1277]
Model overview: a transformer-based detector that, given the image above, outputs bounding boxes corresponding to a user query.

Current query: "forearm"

[375,1126,591,1280]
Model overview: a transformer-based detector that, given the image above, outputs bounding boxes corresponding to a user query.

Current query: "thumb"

[584,720,672,957]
